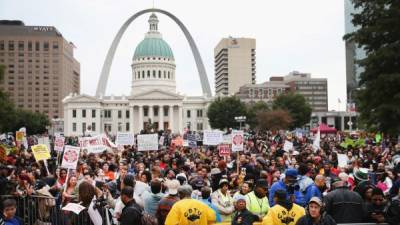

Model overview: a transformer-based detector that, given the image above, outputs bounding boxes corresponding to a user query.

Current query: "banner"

[231,130,244,152]
[31,144,51,161]
[79,135,107,154]
[54,136,65,152]
[15,131,24,142]
[137,134,158,151]
[61,145,80,169]
[203,130,223,145]
[283,140,294,152]
[115,132,134,146]
[219,144,231,156]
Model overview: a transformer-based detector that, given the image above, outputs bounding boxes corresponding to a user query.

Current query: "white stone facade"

[62,13,211,136]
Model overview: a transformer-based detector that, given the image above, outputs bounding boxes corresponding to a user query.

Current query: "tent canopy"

[310,123,337,134]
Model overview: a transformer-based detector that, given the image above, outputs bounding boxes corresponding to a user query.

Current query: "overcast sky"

[1,0,347,111]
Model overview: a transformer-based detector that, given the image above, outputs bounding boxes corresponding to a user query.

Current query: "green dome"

[133,37,174,60]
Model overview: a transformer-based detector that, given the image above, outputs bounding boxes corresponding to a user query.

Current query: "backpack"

[132,207,158,225]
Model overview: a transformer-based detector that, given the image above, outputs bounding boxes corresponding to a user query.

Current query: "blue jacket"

[199,198,222,222]
[304,183,322,203]
[269,180,306,206]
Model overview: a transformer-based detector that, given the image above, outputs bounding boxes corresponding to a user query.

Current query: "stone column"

[178,106,183,134]
[148,105,154,124]
[169,106,174,132]
[159,105,164,131]
[138,105,143,132]
[129,106,134,133]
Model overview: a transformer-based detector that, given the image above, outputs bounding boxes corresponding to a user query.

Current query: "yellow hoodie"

[165,198,217,225]
[262,203,305,225]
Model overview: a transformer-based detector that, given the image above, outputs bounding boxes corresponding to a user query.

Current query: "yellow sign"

[31,144,51,161]
[16,131,24,142]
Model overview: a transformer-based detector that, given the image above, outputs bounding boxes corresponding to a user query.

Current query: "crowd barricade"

[0,194,111,225]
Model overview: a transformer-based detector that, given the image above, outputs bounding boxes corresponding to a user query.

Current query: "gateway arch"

[96,8,212,97]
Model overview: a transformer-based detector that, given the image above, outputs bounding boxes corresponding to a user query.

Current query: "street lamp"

[234,116,246,130]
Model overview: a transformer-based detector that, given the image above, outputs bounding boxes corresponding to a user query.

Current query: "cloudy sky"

[1,0,347,111]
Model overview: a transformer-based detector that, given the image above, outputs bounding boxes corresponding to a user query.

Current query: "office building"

[214,37,256,96]
[0,20,80,119]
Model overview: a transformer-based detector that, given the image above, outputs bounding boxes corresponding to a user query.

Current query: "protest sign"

[222,134,232,144]
[219,144,231,156]
[115,132,134,146]
[31,144,51,161]
[78,136,107,154]
[231,130,244,152]
[62,203,86,215]
[188,134,197,147]
[183,140,189,147]
[203,130,223,145]
[38,137,51,152]
[159,136,165,146]
[171,137,184,146]
[15,131,24,142]
[54,136,65,152]
[137,134,158,151]
[61,145,80,169]
[337,154,348,168]
[283,140,294,152]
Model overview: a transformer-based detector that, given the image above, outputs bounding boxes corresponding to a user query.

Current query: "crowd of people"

[0,129,400,225]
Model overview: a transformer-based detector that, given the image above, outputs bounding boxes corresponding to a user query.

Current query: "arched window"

[147,70,150,78]
[168,71,170,79]
[158,70,161,78]
[153,70,156,78]
[137,72,139,79]
[142,71,145,79]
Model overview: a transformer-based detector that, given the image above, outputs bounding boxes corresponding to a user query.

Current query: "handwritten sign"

[219,144,231,156]
[203,130,223,146]
[137,134,158,151]
[115,132,134,146]
[31,144,51,161]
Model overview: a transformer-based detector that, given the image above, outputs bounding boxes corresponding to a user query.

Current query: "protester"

[324,178,365,223]
[156,180,180,225]
[232,195,258,225]
[211,179,234,222]
[165,185,216,225]
[262,189,305,225]
[1,199,22,225]
[119,186,143,225]
[199,186,222,223]
[143,179,165,216]
[269,169,305,206]
[364,188,387,223]
[245,179,269,220]
[296,197,336,225]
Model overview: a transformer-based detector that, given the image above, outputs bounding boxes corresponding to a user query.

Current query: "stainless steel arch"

[96,8,212,97]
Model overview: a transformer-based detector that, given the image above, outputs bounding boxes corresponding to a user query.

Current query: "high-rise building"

[267,71,328,112]
[214,37,256,96]
[345,0,365,100]
[0,20,80,119]
[235,81,290,104]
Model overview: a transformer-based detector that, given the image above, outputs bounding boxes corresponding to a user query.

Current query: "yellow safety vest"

[246,191,270,217]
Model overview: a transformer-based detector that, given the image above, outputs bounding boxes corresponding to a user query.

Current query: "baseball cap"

[285,168,298,178]
[233,194,246,203]
[165,180,180,195]
[309,197,323,207]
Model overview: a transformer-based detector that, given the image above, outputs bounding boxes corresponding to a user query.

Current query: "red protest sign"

[218,144,231,157]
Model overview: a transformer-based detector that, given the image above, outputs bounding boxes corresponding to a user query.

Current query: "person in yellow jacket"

[262,189,305,225]
[245,179,270,220]
[165,185,216,225]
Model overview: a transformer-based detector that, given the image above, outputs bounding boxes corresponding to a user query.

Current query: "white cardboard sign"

[203,130,223,146]
[115,132,134,146]
[137,134,159,151]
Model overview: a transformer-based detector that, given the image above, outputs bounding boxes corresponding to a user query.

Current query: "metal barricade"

[0,195,112,225]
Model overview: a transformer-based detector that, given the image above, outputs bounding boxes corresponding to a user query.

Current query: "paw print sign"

[61,146,81,169]
[231,130,244,152]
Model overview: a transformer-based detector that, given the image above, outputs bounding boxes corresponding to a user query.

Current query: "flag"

[312,128,320,152]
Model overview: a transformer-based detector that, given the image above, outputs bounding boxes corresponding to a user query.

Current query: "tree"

[257,109,293,131]
[207,96,247,130]
[246,101,270,128]
[344,0,400,135]
[0,64,50,134]
[272,92,312,129]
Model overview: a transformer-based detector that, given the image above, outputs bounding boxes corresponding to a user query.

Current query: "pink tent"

[311,123,337,134]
